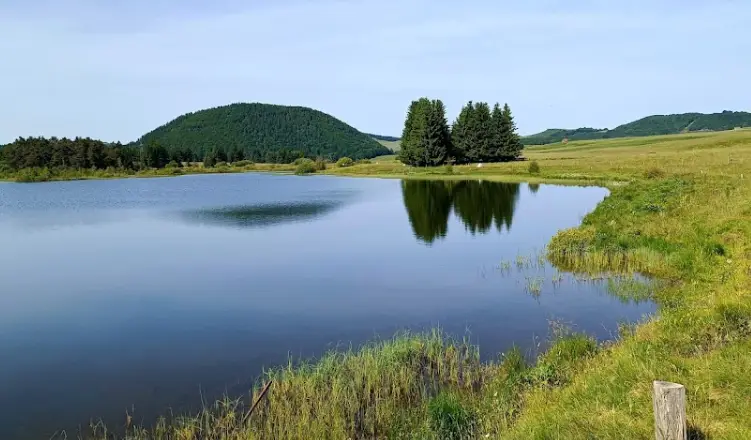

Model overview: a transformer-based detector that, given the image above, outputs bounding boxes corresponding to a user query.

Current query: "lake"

[0,173,655,439]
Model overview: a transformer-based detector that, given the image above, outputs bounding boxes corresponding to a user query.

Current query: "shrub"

[233,160,254,168]
[444,164,454,175]
[295,160,317,175]
[529,332,597,386]
[15,167,52,182]
[644,167,665,179]
[215,161,228,168]
[314,157,327,171]
[428,393,476,440]
[165,161,181,168]
[528,160,540,174]
[293,157,309,166]
[203,153,217,168]
[336,157,354,168]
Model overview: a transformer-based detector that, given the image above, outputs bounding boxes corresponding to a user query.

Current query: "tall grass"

[68,329,603,440]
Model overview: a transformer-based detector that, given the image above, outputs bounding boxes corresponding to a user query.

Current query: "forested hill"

[135,103,390,161]
[523,110,751,145]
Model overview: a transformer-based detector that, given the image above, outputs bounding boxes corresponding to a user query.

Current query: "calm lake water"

[0,173,654,439]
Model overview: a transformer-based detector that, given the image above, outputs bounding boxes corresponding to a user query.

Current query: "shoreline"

[1,161,626,188]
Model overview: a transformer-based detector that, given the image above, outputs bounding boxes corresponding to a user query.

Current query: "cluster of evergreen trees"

[1,137,138,170]
[398,98,523,166]
[0,136,361,172]
[201,147,311,166]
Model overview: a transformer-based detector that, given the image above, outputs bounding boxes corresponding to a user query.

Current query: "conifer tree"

[488,103,505,161]
[499,103,523,160]
[398,100,419,165]
[398,98,432,166]
[142,142,170,168]
[203,150,217,168]
[216,148,228,163]
[451,102,474,164]
[466,102,492,163]
[420,99,452,166]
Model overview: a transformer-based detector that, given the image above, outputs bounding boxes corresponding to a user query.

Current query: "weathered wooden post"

[652,381,687,440]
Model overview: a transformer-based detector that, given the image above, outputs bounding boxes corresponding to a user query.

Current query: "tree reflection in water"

[401,180,521,244]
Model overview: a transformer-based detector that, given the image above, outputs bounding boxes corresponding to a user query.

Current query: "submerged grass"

[55,129,751,438]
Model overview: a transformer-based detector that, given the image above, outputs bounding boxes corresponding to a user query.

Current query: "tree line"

[0,137,142,171]
[0,136,338,173]
[0,136,208,171]
[398,98,523,166]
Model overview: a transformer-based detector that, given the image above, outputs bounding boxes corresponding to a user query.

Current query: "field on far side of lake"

[375,138,401,151]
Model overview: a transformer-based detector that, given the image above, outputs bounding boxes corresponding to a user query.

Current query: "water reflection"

[401,180,520,243]
[178,201,344,229]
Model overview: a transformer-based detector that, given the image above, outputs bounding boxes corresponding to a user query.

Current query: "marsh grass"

[524,276,544,297]
[294,160,317,175]
[67,327,603,440]
[66,331,486,439]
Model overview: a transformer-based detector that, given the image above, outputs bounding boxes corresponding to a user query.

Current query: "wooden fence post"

[652,381,687,440]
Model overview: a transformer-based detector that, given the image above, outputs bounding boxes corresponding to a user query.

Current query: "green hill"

[523,110,751,145]
[366,133,401,152]
[377,139,401,151]
[135,103,390,161]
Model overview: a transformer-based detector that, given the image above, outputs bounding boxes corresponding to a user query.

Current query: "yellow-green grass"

[376,138,401,151]
[55,129,751,439]
[0,162,297,183]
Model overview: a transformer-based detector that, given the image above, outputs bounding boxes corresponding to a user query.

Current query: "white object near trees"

[652,381,687,440]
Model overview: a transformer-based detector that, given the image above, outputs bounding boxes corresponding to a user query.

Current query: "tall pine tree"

[451,101,474,164]
[399,98,449,166]
[466,102,492,163]
[399,98,429,165]
[488,103,505,161]
[420,99,452,166]
[499,103,523,161]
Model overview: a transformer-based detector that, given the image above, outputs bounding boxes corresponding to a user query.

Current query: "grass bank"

[64,130,751,439]
[0,162,296,183]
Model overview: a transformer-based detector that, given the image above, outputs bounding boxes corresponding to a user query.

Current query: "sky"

[1,0,749,143]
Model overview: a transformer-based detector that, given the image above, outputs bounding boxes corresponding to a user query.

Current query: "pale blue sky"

[1,0,749,143]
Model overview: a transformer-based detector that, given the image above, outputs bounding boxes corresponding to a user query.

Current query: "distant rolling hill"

[135,103,391,160]
[367,133,401,152]
[523,110,751,145]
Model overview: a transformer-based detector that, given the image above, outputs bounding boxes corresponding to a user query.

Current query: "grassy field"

[56,130,751,439]
[376,138,401,151]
